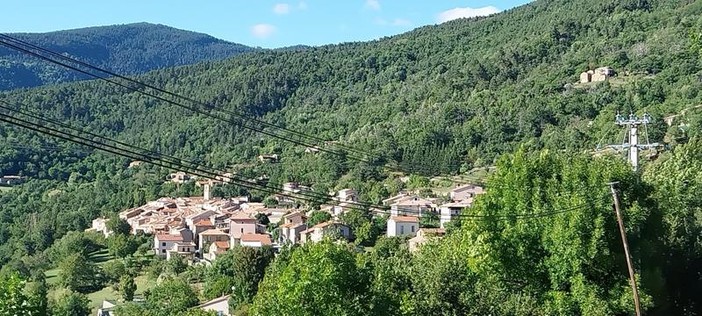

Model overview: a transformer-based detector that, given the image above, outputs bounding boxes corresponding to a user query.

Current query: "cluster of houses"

[90,182,485,264]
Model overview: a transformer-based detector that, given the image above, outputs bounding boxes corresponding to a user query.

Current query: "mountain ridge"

[0,22,255,91]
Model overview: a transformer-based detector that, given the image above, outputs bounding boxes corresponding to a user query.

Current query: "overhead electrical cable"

[0,33,466,179]
[0,100,605,221]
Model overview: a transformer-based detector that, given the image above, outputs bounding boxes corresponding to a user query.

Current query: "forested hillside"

[1,0,702,314]
[0,23,254,90]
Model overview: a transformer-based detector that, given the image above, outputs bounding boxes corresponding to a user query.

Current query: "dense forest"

[0,23,254,90]
[1,0,702,314]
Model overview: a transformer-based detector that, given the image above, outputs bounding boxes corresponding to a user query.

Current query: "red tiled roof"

[194,219,213,226]
[156,234,184,242]
[390,216,419,223]
[213,241,230,249]
[240,233,272,245]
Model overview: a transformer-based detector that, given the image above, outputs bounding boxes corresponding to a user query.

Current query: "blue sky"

[2,0,532,48]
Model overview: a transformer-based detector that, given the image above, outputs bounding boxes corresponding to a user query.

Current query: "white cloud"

[365,0,381,11]
[251,24,276,39]
[437,6,500,23]
[273,3,290,15]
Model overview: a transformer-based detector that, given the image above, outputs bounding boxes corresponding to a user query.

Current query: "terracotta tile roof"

[240,233,272,246]
[213,241,230,249]
[390,216,419,223]
[230,212,256,221]
[313,221,344,229]
[156,234,184,242]
[194,219,213,226]
[199,228,228,236]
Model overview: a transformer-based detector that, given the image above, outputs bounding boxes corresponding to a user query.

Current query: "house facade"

[449,184,484,202]
[300,221,351,244]
[387,216,419,237]
[439,200,473,228]
[240,233,272,248]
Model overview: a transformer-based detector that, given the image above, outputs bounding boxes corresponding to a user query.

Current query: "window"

[240,228,244,233]
[186,248,189,252]
[411,226,415,233]
[162,242,166,247]
[400,226,404,234]
[161,249,166,253]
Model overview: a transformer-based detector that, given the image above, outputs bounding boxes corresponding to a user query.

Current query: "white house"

[154,233,184,256]
[337,189,358,202]
[96,300,117,316]
[197,294,231,316]
[439,200,473,228]
[229,212,257,246]
[90,217,112,237]
[387,216,419,237]
[300,221,351,244]
[449,184,484,202]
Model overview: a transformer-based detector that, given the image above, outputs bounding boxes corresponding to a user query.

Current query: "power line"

[0,34,369,159]
[0,101,605,222]
[0,33,468,180]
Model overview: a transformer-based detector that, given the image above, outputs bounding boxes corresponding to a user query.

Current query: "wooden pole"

[608,182,642,316]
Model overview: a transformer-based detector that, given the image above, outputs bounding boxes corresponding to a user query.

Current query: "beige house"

[387,216,419,237]
[206,241,230,261]
[198,229,229,251]
[230,212,257,246]
[409,228,446,252]
[449,184,485,202]
[279,211,307,244]
[301,221,351,244]
[390,196,435,217]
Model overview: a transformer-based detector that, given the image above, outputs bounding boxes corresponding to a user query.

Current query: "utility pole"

[612,113,658,171]
[608,181,642,316]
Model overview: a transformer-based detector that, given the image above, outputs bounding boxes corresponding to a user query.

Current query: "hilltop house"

[387,216,419,237]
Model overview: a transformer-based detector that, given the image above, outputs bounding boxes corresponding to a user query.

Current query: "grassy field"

[45,248,155,313]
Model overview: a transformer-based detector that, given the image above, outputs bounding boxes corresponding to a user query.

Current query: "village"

[89,176,485,264]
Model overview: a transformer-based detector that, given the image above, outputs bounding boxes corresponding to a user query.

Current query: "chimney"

[204,183,211,201]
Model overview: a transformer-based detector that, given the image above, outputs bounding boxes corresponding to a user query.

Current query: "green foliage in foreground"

[243,148,700,315]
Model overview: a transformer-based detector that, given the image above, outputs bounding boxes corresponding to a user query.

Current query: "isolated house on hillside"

[580,66,615,83]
